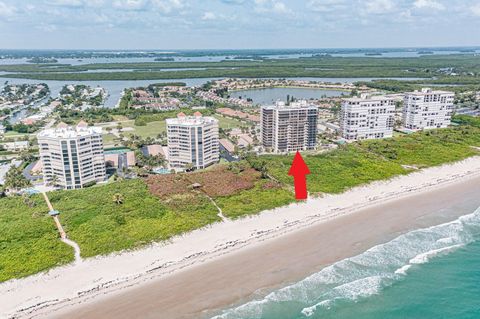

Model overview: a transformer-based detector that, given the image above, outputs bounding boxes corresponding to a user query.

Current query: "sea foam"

[211,207,480,319]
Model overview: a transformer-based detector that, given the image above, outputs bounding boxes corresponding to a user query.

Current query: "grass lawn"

[216,180,295,219]
[3,131,32,138]
[102,133,119,146]
[120,115,247,139]
[112,115,129,121]
[0,179,220,282]
[47,179,220,258]
[213,115,251,129]
[358,127,480,167]
[255,126,480,194]
[0,196,74,282]
[121,120,166,138]
[258,146,408,194]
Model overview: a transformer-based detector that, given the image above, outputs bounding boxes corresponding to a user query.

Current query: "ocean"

[211,207,480,319]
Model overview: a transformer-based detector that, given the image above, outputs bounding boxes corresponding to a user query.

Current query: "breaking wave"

[211,207,480,319]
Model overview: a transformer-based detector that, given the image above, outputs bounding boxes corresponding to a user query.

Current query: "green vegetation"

[214,115,250,129]
[133,108,215,126]
[358,127,480,167]
[3,166,31,193]
[216,180,294,219]
[253,125,480,194]
[45,179,219,258]
[256,146,408,194]
[0,179,220,282]
[357,78,480,93]
[0,196,74,282]
[2,55,480,81]
[453,115,480,127]
[2,117,480,282]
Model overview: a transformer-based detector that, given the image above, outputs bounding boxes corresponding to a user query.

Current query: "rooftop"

[262,100,318,110]
[166,114,218,126]
[343,93,396,103]
[37,124,102,139]
[406,88,454,96]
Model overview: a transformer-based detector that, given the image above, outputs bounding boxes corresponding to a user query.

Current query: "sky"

[0,0,480,50]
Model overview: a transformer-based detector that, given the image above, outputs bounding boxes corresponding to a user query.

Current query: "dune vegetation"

[1,119,480,282]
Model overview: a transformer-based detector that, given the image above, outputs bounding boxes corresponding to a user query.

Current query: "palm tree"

[48,174,60,187]
[113,193,124,205]
[4,166,31,194]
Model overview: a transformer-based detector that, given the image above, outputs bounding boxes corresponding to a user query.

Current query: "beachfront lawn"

[47,179,220,258]
[257,146,408,194]
[358,127,480,167]
[0,197,74,282]
[256,126,480,194]
[145,164,295,219]
[216,180,295,219]
[0,178,221,281]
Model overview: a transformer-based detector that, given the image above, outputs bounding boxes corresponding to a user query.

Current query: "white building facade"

[403,88,455,130]
[37,122,106,189]
[166,112,219,170]
[340,94,396,141]
[261,100,318,153]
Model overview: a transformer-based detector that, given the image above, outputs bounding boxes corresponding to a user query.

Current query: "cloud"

[46,0,105,7]
[307,0,347,13]
[220,0,246,4]
[471,3,480,16]
[0,1,16,17]
[112,0,184,12]
[113,0,148,10]
[413,0,445,11]
[47,0,84,6]
[36,23,58,32]
[363,0,395,14]
[151,0,184,13]
[254,0,291,14]
[202,11,216,20]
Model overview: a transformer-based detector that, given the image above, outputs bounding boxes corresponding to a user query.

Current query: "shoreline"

[227,85,354,93]
[2,157,480,319]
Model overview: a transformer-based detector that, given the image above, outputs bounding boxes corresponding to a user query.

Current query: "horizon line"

[1,45,480,52]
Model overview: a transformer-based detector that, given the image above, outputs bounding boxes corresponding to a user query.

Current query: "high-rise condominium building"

[403,88,455,130]
[166,112,219,170]
[38,121,106,190]
[340,94,396,141]
[261,100,318,153]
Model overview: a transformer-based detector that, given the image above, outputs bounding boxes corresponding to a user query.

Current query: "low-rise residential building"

[403,88,455,130]
[261,100,318,153]
[1,140,29,151]
[220,138,235,153]
[166,112,219,170]
[37,122,106,189]
[340,94,396,140]
[216,107,260,123]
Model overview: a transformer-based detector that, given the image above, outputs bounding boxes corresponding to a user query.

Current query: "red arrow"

[288,151,310,200]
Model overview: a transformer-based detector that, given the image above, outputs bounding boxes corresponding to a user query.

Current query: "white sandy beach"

[2,156,480,319]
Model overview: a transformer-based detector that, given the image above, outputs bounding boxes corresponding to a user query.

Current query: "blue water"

[229,87,347,105]
[212,207,480,319]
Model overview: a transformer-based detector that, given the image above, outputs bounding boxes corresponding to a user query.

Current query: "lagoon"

[229,87,348,105]
[0,76,426,109]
